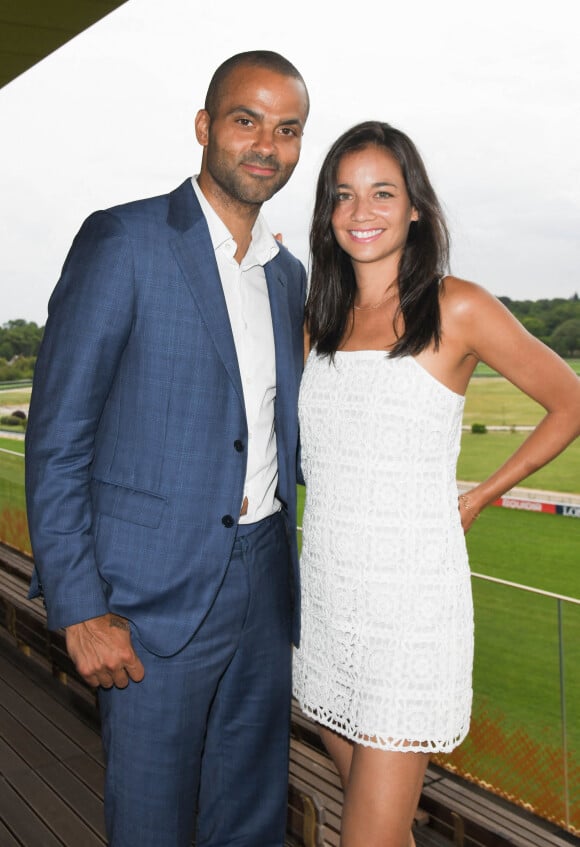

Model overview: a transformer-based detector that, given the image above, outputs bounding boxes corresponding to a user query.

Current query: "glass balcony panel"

[0,446,30,553]
[435,579,580,834]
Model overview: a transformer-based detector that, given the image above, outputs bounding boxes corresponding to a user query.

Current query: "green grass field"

[0,437,24,454]
[464,376,545,425]
[0,386,30,437]
[474,358,580,378]
[0,437,27,552]
[0,437,25,514]
[450,507,580,824]
[0,386,31,407]
[460,369,580,491]
[470,568,580,747]
[458,431,580,493]
[469,508,580,757]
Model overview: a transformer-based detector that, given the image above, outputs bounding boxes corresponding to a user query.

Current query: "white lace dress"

[293,350,473,753]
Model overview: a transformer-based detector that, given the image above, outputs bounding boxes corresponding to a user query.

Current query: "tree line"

[0,319,43,382]
[499,294,580,357]
[0,295,579,382]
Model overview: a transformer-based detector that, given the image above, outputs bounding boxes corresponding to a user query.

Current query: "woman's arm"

[444,280,580,531]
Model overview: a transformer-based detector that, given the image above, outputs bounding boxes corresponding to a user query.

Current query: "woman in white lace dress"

[292,122,580,847]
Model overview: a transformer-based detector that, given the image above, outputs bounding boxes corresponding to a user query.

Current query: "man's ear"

[195,109,210,147]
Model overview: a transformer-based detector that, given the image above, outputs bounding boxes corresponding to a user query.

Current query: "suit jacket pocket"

[90,478,167,528]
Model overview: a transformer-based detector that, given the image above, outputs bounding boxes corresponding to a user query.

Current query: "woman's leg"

[319,725,354,790]
[340,745,429,847]
[318,726,429,847]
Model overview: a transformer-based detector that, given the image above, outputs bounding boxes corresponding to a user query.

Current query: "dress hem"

[295,698,470,755]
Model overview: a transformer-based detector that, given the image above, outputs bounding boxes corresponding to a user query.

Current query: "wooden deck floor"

[0,632,105,846]
[0,629,453,847]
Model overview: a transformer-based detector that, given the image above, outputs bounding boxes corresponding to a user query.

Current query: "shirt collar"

[192,176,279,268]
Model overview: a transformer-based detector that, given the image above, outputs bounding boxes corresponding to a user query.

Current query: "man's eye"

[236,118,253,127]
[279,127,298,137]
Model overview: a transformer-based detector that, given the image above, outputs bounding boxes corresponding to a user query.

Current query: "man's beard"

[208,150,295,206]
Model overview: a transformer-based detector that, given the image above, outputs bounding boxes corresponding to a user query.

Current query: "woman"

[292,121,580,847]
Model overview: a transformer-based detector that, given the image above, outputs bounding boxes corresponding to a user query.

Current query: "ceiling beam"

[0,0,129,89]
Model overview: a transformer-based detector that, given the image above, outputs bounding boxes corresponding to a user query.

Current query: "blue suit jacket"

[26,179,306,655]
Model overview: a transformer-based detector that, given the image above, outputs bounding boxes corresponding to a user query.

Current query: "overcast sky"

[1,0,579,325]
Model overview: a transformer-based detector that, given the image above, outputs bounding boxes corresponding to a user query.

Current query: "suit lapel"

[168,181,244,406]
[167,180,295,421]
[265,259,292,440]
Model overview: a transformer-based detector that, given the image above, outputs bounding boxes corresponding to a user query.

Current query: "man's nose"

[252,128,276,156]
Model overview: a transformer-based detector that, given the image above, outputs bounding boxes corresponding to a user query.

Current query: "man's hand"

[65,613,145,689]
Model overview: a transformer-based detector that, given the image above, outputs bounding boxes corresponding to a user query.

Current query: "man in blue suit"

[25,51,309,847]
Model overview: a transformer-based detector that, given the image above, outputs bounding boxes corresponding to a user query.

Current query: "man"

[25,51,309,847]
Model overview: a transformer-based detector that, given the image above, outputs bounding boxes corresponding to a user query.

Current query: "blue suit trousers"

[98,513,292,847]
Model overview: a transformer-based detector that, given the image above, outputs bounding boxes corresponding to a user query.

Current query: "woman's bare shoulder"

[440,274,496,302]
[440,275,507,323]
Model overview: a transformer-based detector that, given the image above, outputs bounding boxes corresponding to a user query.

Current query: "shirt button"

[234,440,244,452]
[221,515,235,528]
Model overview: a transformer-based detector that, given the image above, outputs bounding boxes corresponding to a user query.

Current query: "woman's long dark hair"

[307,121,450,358]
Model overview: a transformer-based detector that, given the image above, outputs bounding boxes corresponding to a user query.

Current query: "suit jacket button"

[234,440,244,452]
[222,514,235,528]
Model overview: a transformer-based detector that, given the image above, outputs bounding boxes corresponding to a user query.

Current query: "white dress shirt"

[192,177,280,523]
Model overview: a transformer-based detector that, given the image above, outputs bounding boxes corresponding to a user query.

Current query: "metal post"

[557,598,570,829]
